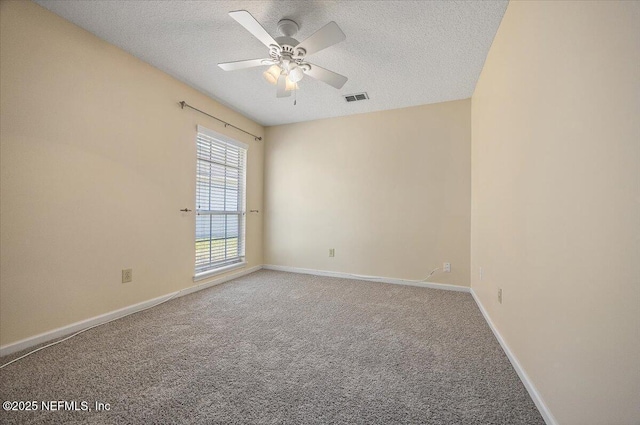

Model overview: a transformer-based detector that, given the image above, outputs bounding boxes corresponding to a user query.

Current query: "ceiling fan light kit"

[288,66,304,83]
[263,64,281,85]
[218,10,348,99]
[263,65,299,92]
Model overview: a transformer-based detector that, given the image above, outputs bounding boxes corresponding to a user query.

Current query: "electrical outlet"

[329,248,335,258]
[122,268,132,283]
[443,262,451,273]
[498,288,502,304]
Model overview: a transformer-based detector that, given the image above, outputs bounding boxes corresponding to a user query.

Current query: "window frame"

[193,125,247,281]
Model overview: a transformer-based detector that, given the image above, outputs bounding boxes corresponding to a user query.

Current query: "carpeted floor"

[0,270,544,424]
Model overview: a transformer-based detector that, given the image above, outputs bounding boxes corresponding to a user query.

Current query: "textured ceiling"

[35,0,508,126]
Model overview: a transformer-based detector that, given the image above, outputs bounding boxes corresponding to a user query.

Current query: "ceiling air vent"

[344,92,369,103]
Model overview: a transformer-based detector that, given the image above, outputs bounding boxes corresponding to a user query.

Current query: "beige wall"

[0,0,264,346]
[471,1,640,424]
[265,100,471,286]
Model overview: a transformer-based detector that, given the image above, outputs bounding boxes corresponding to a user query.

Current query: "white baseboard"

[0,265,262,358]
[262,264,470,293]
[0,264,555,425]
[470,289,557,425]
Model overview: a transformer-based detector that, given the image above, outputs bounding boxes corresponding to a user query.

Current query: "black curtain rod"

[179,101,262,141]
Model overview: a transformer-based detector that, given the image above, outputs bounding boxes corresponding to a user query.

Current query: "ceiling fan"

[218,10,348,98]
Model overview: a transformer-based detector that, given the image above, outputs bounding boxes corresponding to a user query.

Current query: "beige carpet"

[0,270,544,424]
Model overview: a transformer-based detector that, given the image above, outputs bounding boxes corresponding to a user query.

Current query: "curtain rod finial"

[179,101,261,141]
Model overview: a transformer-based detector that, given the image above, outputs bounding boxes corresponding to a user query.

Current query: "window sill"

[193,261,247,282]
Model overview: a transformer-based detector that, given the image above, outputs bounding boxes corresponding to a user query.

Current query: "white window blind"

[195,126,247,275]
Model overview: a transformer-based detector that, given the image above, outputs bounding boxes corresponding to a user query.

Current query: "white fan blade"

[277,75,291,98]
[218,58,273,71]
[296,22,345,57]
[229,10,279,48]
[304,63,348,89]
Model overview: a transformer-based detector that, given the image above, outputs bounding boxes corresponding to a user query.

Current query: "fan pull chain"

[294,87,297,106]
